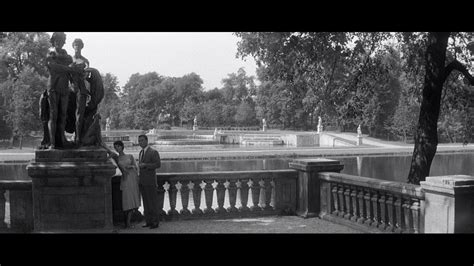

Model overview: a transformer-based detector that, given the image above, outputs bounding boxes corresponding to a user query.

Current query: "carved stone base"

[27,147,116,231]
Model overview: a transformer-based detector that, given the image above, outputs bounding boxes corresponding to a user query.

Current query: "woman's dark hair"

[50,32,66,45]
[72,38,84,49]
[113,140,124,148]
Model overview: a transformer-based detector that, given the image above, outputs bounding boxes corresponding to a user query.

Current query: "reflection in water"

[2,153,474,183]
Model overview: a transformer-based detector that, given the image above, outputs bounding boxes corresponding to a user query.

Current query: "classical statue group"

[39,32,104,150]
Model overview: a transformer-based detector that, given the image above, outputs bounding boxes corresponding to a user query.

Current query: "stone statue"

[45,32,74,149]
[194,116,197,127]
[357,124,362,136]
[40,32,104,149]
[262,118,267,132]
[69,38,90,147]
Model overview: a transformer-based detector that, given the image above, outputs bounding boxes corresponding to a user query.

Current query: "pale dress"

[115,154,141,211]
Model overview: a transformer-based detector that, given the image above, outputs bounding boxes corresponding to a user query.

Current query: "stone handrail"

[318,172,424,233]
[152,170,298,220]
[0,180,33,232]
[199,126,261,131]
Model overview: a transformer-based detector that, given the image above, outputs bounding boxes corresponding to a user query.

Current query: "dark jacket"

[139,146,161,186]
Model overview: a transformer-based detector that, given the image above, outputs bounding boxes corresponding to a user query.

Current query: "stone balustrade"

[0,180,33,232]
[154,170,298,220]
[317,172,424,233]
[4,157,474,233]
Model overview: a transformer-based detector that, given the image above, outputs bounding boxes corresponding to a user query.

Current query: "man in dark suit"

[138,134,161,229]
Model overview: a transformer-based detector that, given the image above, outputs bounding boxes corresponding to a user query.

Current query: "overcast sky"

[56,32,258,90]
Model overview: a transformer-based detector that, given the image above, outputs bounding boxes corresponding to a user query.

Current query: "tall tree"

[98,73,121,129]
[3,66,47,148]
[404,32,474,184]
[0,32,50,141]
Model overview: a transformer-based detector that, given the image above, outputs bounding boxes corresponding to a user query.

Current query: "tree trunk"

[407,32,450,185]
[19,134,23,150]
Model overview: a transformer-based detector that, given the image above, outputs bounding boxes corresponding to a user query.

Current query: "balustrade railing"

[155,170,297,220]
[318,172,424,233]
[0,180,33,232]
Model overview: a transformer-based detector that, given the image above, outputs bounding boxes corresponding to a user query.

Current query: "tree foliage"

[235,32,474,184]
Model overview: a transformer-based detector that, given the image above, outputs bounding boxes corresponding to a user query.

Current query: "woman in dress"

[102,140,141,228]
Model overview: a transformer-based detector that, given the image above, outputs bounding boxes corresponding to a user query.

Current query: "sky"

[56,32,258,90]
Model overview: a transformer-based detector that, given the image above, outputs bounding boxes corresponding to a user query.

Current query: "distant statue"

[193,116,198,131]
[357,125,362,136]
[213,128,218,139]
[317,116,323,133]
[262,118,267,132]
[106,117,111,132]
[357,124,363,145]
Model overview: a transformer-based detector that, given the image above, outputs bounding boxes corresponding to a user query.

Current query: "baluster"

[203,180,215,214]
[227,180,238,213]
[263,178,273,211]
[168,180,179,217]
[402,198,412,233]
[0,189,5,228]
[363,189,372,225]
[343,186,352,219]
[162,182,171,217]
[190,181,202,215]
[223,181,230,209]
[411,199,421,233]
[350,186,358,222]
[179,181,191,216]
[371,191,379,227]
[238,179,250,212]
[249,179,262,212]
[270,180,276,208]
[330,183,339,216]
[394,196,402,233]
[356,188,365,223]
[156,180,167,220]
[337,184,345,217]
[385,194,395,232]
[258,179,265,209]
[215,180,226,214]
[175,181,183,213]
[377,192,387,230]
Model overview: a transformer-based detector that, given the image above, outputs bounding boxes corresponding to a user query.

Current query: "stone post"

[289,158,344,218]
[420,175,474,233]
[357,136,363,146]
[27,147,116,232]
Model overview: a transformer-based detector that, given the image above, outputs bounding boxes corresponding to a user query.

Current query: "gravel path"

[40,216,363,234]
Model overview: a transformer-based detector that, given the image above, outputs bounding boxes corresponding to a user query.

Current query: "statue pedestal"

[262,125,267,132]
[27,147,116,232]
[357,135,363,145]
